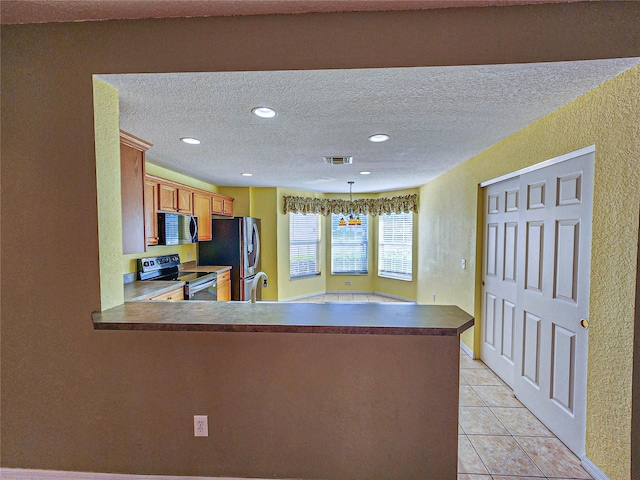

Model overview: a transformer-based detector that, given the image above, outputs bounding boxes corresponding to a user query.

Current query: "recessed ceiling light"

[359,171,372,175]
[368,134,390,143]
[252,107,277,118]
[241,173,253,177]
[180,137,201,145]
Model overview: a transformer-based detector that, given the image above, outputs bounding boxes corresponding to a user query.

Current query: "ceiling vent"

[323,156,353,165]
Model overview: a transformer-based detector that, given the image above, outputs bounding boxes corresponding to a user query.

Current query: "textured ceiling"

[0,0,581,24]
[98,58,639,194]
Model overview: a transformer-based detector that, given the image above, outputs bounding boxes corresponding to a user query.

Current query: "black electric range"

[137,254,217,299]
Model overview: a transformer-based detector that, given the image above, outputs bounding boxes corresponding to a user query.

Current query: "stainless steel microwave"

[157,213,198,245]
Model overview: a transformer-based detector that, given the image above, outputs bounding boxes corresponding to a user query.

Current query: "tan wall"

[2,3,639,478]
[633,212,640,480]
[418,65,640,478]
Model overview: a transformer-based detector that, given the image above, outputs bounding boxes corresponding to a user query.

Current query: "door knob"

[580,319,589,329]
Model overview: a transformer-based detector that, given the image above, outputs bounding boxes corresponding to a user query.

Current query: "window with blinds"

[378,212,413,281]
[289,213,321,278]
[331,214,368,274]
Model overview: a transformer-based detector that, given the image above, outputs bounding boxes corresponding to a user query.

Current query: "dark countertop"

[92,302,474,336]
[124,266,232,301]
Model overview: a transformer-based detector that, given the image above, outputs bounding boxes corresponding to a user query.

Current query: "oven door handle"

[188,278,217,297]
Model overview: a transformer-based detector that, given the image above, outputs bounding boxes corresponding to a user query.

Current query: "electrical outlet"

[345,281,352,285]
[432,293,436,303]
[194,415,208,437]
[187,253,191,260]
[461,258,466,270]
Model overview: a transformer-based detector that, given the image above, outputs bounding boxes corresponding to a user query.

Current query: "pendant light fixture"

[339,181,361,227]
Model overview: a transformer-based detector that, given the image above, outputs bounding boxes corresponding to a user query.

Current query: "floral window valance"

[283,194,418,216]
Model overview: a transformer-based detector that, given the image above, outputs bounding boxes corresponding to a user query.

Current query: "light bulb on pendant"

[339,181,360,227]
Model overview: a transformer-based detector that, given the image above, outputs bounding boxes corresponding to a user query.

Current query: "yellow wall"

[276,188,328,300]
[219,187,251,217]
[146,163,218,193]
[93,78,124,310]
[418,65,640,479]
[249,188,279,300]
[372,189,419,300]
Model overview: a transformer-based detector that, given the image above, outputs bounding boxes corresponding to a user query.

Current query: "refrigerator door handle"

[253,222,260,271]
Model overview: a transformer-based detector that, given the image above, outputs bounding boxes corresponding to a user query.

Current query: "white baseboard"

[325,289,373,295]
[283,290,416,303]
[580,456,610,480]
[279,290,327,302]
[372,291,416,303]
[460,341,475,359]
[0,469,288,480]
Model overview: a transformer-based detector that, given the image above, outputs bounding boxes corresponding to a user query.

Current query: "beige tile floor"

[293,294,593,480]
[458,352,592,480]
[290,293,409,303]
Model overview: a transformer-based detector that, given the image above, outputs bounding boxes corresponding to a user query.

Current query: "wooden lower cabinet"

[217,270,231,301]
[148,287,184,301]
[193,192,212,241]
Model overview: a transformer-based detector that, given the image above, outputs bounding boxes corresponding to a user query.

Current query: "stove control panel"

[138,254,181,273]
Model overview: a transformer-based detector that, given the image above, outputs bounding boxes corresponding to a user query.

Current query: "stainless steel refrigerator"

[198,217,261,301]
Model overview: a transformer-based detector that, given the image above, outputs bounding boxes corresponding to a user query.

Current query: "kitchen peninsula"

[93,302,472,479]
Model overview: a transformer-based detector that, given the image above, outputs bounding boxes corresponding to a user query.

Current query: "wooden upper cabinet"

[120,130,152,254]
[158,182,177,212]
[177,188,194,214]
[144,180,159,246]
[145,174,234,240]
[212,194,234,216]
[193,192,212,241]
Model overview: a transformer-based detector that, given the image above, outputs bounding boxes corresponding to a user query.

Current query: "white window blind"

[378,212,413,281]
[331,214,368,274]
[289,213,320,278]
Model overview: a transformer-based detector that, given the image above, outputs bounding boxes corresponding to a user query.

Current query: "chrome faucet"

[250,271,268,303]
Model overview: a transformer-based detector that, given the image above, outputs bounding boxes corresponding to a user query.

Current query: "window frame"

[378,212,413,281]
[330,213,369,275]
[289,212,321,279]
